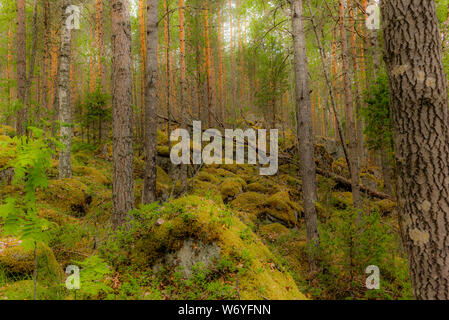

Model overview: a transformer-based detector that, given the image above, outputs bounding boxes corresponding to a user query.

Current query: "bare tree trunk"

[143,0,159,204]
[291,0,320,272]
[58,0,73,179]
[16,0,27,135]
[111,0,134,227]
[339,0,362,210]
[25,0,39,121]
[381,0,449,300]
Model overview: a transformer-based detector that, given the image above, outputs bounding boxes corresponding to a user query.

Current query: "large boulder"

[0,239,62,284]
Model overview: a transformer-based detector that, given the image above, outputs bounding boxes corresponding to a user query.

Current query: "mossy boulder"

[130,196,306,300]
[73,166,110,185]
[375,199,397,215]
[38,178,91,217]
[247,182,268,194]
[0,239,62,284]
[220,178,244,202]
[230,192,265,213]
[260,192,302,228]
[197,171,220,185]
[331,192,353,209]
[332,157,349,178]
[259,223,290,242]
[38,207,77,225]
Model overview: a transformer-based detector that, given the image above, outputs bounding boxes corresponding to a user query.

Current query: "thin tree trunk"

[111,0,134,227]
[381,0,449,300]
[291,0,320,273]
[143,0,159,204]
[178,0,188,185]
[16,0,27,135]
[58,0,73,179]
[339,0,362,210]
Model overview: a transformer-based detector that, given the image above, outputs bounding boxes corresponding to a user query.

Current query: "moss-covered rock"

[73,166,110,185]
[260,192,302,228]
[230,192,265,213]
[220,178,244,202]
[247,182,268,194]
[259,223,290,242]
[197,171,220,185]
[375,199,397,215]
[129,196,306,300]
[157,146,170,157]
[331,192,353,209]
[38,178,91,217]
[0,239,62,284]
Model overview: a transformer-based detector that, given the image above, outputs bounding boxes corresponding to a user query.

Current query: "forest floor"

[0,125,412,300]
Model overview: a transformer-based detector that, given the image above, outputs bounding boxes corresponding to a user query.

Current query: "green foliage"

[312,209,412,300]
[0,127,57,247]
[73,255,112,299]
[361,73,393,152]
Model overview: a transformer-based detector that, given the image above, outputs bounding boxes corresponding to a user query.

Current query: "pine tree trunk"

[16,0,27,135]
[291,0,320,272]
[339,0,362,210]
[381,0,449,300]
[111,0,134,226]
[58,0,73,179]
[143,0,159,204]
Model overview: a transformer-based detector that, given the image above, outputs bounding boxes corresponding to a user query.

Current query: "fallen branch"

[316,167,392,200]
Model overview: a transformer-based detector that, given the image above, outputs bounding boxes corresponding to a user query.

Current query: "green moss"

[259,223,290,241]
[220,178,244,201]
[260,192,302,228]
[73,166,110,185]
[375,199,397,215]
[247,182,268,194]
[38,178,90,217]
[230,192,265,213]
[0,280,54,300]
[0,239,62,284]
[197,171,220,185]
[331,192,353,209]
[157,146,170,157]
[126,196,306,300]
[157,166,171,185]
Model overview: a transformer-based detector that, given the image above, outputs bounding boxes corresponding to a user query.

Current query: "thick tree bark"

[16,0,27,135]
[291,0,320,272]
[58,0,73,179]
[143,0,159,204]
[381,0,449,300]
[111,0,134,226]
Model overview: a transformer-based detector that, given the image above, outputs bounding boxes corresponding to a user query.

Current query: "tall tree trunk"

[339,0,361,210]
[381,0,449,300]
[143,0,159,204]
[291,0,320,272]
[178,0,188,185]
[58,0,73,179]
[16,0,27,135]
[139,0,146,147]
[111,0,134,227]
[25,0,39,123]
[203,2,213,128]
